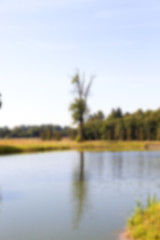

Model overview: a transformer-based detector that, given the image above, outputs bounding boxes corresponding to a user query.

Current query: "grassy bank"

[0,139,160,155]
[126,198,160,240]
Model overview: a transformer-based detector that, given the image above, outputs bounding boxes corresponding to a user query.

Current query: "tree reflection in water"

[72,152,88,229]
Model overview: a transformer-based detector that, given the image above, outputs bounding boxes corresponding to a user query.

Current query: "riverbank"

[0,139,160,155]
[122,198,160,240]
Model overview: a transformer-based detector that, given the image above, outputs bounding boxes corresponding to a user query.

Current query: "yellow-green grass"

[127,198,160,240]
[0,139,159,155]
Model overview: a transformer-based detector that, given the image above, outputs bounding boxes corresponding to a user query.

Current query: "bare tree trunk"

[79,119,84,141]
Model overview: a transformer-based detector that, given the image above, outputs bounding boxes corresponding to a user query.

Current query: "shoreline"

[120,199,160,240]
[0,139,160,155]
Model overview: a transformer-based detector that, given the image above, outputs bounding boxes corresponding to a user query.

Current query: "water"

[0,151,160,240]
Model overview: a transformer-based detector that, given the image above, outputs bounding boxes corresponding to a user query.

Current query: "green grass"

[0,139,159,155]
[0,145,23,155]
[127,196,160,240]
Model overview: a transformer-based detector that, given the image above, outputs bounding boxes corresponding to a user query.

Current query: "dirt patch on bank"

[119,230,133,240]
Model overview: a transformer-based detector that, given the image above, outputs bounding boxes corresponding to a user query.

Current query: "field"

[0,139,160,155]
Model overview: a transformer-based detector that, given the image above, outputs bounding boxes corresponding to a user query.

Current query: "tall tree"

[69,72,93,141]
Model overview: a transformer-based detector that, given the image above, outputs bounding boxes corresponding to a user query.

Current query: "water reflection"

[71,152,160,231]
[109,152,160,180]
[85,152,160,181]
[0,152,160,240]
[111,153,123,179]
[0,187,2,214]
[72,152,89,228]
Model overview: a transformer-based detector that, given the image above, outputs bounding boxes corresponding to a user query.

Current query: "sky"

[0,0,160,127]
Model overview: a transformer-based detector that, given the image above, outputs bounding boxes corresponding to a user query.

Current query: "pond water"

[0,151,160,240]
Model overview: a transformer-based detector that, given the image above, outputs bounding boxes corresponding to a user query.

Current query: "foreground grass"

[127,197,160,240]
[0,139,159,155]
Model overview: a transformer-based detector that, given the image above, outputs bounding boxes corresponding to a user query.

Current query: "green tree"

[84,111,105,140]
[69,72,93,141]
[54,131,62,141]
[40,126,53,140]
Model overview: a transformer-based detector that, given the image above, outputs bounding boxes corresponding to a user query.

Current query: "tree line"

[1,73,160,141]
[0,107,160,141]
[0,125,76,140]
[84,108,160,141]
[69,72,160,141]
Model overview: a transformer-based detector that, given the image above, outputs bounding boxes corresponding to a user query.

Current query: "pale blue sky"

[0,0,160,127]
